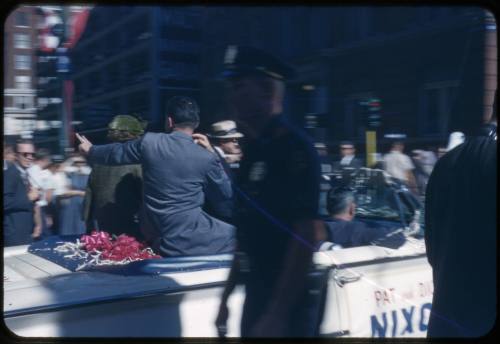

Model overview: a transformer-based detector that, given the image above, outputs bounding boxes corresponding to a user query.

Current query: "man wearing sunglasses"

[4,139,40,246]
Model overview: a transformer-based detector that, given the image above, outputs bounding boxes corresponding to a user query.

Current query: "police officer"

[83,114,146,238]
[215,46,326,337]
[77,96,235,257]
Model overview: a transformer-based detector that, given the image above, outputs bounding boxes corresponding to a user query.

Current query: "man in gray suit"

[77,96,235,257]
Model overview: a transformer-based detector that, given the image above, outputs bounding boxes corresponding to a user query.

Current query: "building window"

[15,11,29,27]
[14,96,34,109]
[37,97,49,109]
[14,33,31,49]
[15,55,31,70]
[15,75,31,89]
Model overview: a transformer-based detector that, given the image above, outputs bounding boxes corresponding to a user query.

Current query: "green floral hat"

[108,114,148,141]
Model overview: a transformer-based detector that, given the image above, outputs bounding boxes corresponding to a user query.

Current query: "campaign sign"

[321,255,433,337]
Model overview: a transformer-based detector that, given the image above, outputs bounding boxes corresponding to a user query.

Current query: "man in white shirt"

[383,141,418,194]
[27,149,55,237]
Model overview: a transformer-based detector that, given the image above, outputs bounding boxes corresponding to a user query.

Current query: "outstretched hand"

[192,133,214,153]
[75,133,93,155]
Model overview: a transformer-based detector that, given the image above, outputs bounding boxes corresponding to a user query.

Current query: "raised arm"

[77,132,143,165]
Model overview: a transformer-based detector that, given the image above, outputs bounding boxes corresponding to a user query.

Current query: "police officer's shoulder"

[284,123,319,161]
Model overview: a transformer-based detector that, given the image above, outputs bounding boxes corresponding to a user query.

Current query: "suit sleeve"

[3,168,33,213]
[88,137,143,166]
[204,156,234,214]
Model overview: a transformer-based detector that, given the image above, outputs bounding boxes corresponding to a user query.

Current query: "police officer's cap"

[222,45,296,81]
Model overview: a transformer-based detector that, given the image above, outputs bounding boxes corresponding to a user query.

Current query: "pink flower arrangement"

[80,231,161,262]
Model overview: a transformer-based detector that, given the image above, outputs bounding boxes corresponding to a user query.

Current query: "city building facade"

[70,6,202,144]
[33,5,90,153]
[200,6,497,152]
[291,7,497,151]
[7,5,494,155]
[3,5,38,139]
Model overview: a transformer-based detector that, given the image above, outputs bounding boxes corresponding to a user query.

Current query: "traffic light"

[360,97,382,128]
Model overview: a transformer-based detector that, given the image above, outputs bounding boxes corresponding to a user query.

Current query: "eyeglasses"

[19,152,35,158]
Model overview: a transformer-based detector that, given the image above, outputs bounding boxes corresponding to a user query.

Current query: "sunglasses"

[220,138,239,143]
[19,152,35,158]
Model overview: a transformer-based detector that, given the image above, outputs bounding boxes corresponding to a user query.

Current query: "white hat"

[446,131,465,151]
[208,120,244,139]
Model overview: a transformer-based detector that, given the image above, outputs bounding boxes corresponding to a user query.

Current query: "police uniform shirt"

[235,115,321,280]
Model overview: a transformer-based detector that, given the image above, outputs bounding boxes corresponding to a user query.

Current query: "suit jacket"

[3,162,34,246]
[333,156,363,172]
[325,218,405,249]
[204,146,236,223]
[88,131,236,256]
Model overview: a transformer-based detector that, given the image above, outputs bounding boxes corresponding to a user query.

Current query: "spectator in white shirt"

[46,160,70,234]
[27,149,54,238]
[383,141,418,194]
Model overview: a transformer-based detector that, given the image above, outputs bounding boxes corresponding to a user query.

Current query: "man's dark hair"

[327,187,356,216]
[14,138,34,153]
[35,148,51,161]
[166,96,200,129]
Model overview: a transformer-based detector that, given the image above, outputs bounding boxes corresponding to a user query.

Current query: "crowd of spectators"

[4,140,90,246]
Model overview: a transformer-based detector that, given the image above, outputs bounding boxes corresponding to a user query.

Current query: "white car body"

[3,237,432,338]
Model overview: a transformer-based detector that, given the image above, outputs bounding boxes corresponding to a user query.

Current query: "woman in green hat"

[83,115,149,239]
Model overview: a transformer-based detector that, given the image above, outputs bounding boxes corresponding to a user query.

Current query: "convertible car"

[3,168,433,338]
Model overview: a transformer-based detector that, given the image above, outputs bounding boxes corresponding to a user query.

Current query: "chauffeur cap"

[222,45,296,81]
